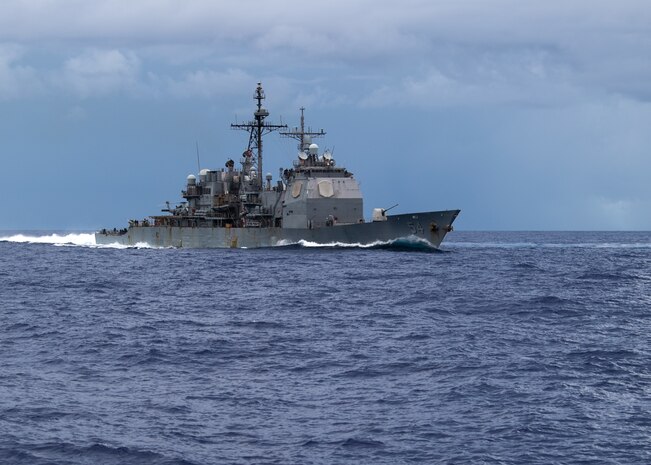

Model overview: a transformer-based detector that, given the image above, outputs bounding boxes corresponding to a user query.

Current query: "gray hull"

[95,210,460,249]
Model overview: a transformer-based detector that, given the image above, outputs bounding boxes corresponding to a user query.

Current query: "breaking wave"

[0,232,96,246]
[274,236,441,252]
[0,232,155,249]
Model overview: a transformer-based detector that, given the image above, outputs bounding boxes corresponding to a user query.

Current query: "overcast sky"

[1,0,650,230]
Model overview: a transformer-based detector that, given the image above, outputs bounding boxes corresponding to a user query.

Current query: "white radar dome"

[309,143,319,155]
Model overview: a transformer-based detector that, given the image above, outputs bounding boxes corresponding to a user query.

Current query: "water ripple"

[0,231,650,464]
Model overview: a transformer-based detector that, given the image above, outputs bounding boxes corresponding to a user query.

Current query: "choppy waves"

[1,231,650,464]
[448,241,651,249]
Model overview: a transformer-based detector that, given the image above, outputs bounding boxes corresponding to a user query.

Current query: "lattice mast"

[231,83,287,189]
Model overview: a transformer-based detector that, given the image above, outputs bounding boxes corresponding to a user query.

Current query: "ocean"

[0,231,649,464]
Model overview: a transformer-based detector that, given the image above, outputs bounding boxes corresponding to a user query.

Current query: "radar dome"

[187,174,196,185]
[309,143,319,155]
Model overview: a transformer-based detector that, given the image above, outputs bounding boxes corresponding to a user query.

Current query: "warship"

[95,83,460,248]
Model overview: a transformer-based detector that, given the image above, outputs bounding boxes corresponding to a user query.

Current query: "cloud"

[360,46,583,108]
[55,49,141,98]
[162,68,253,99]
[0,1,649,105]
[0,43,41,99]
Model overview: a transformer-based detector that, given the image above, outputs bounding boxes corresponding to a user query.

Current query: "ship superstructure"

[96,83,459,248]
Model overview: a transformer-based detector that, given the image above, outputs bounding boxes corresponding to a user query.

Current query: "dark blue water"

[1,231,650,464]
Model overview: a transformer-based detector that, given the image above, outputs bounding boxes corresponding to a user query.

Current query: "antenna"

[280,106,326,151]
[195,141,201,173]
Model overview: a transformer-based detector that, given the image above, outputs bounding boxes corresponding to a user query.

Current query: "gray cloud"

[2,1,651,230]
[0,1,649,105]
[163,68,254,98]
[57,49,142,98]
[0,43,42,99]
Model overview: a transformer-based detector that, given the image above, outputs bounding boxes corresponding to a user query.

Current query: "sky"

[1,0,650,230]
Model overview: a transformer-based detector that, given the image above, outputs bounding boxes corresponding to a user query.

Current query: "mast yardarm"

[280,107,326,152]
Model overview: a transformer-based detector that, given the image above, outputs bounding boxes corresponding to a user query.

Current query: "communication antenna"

[280,107,326,151]
[195,141,201,172]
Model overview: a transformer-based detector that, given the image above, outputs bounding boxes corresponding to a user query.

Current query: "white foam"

[275,238,382,248]
[298,239,383,248]
[0,232,160,249]
[274,236,436,249]
[0,232,96,246]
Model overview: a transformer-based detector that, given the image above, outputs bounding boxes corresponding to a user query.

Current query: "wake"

[275,236,442,252]
[0,232,153,249]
